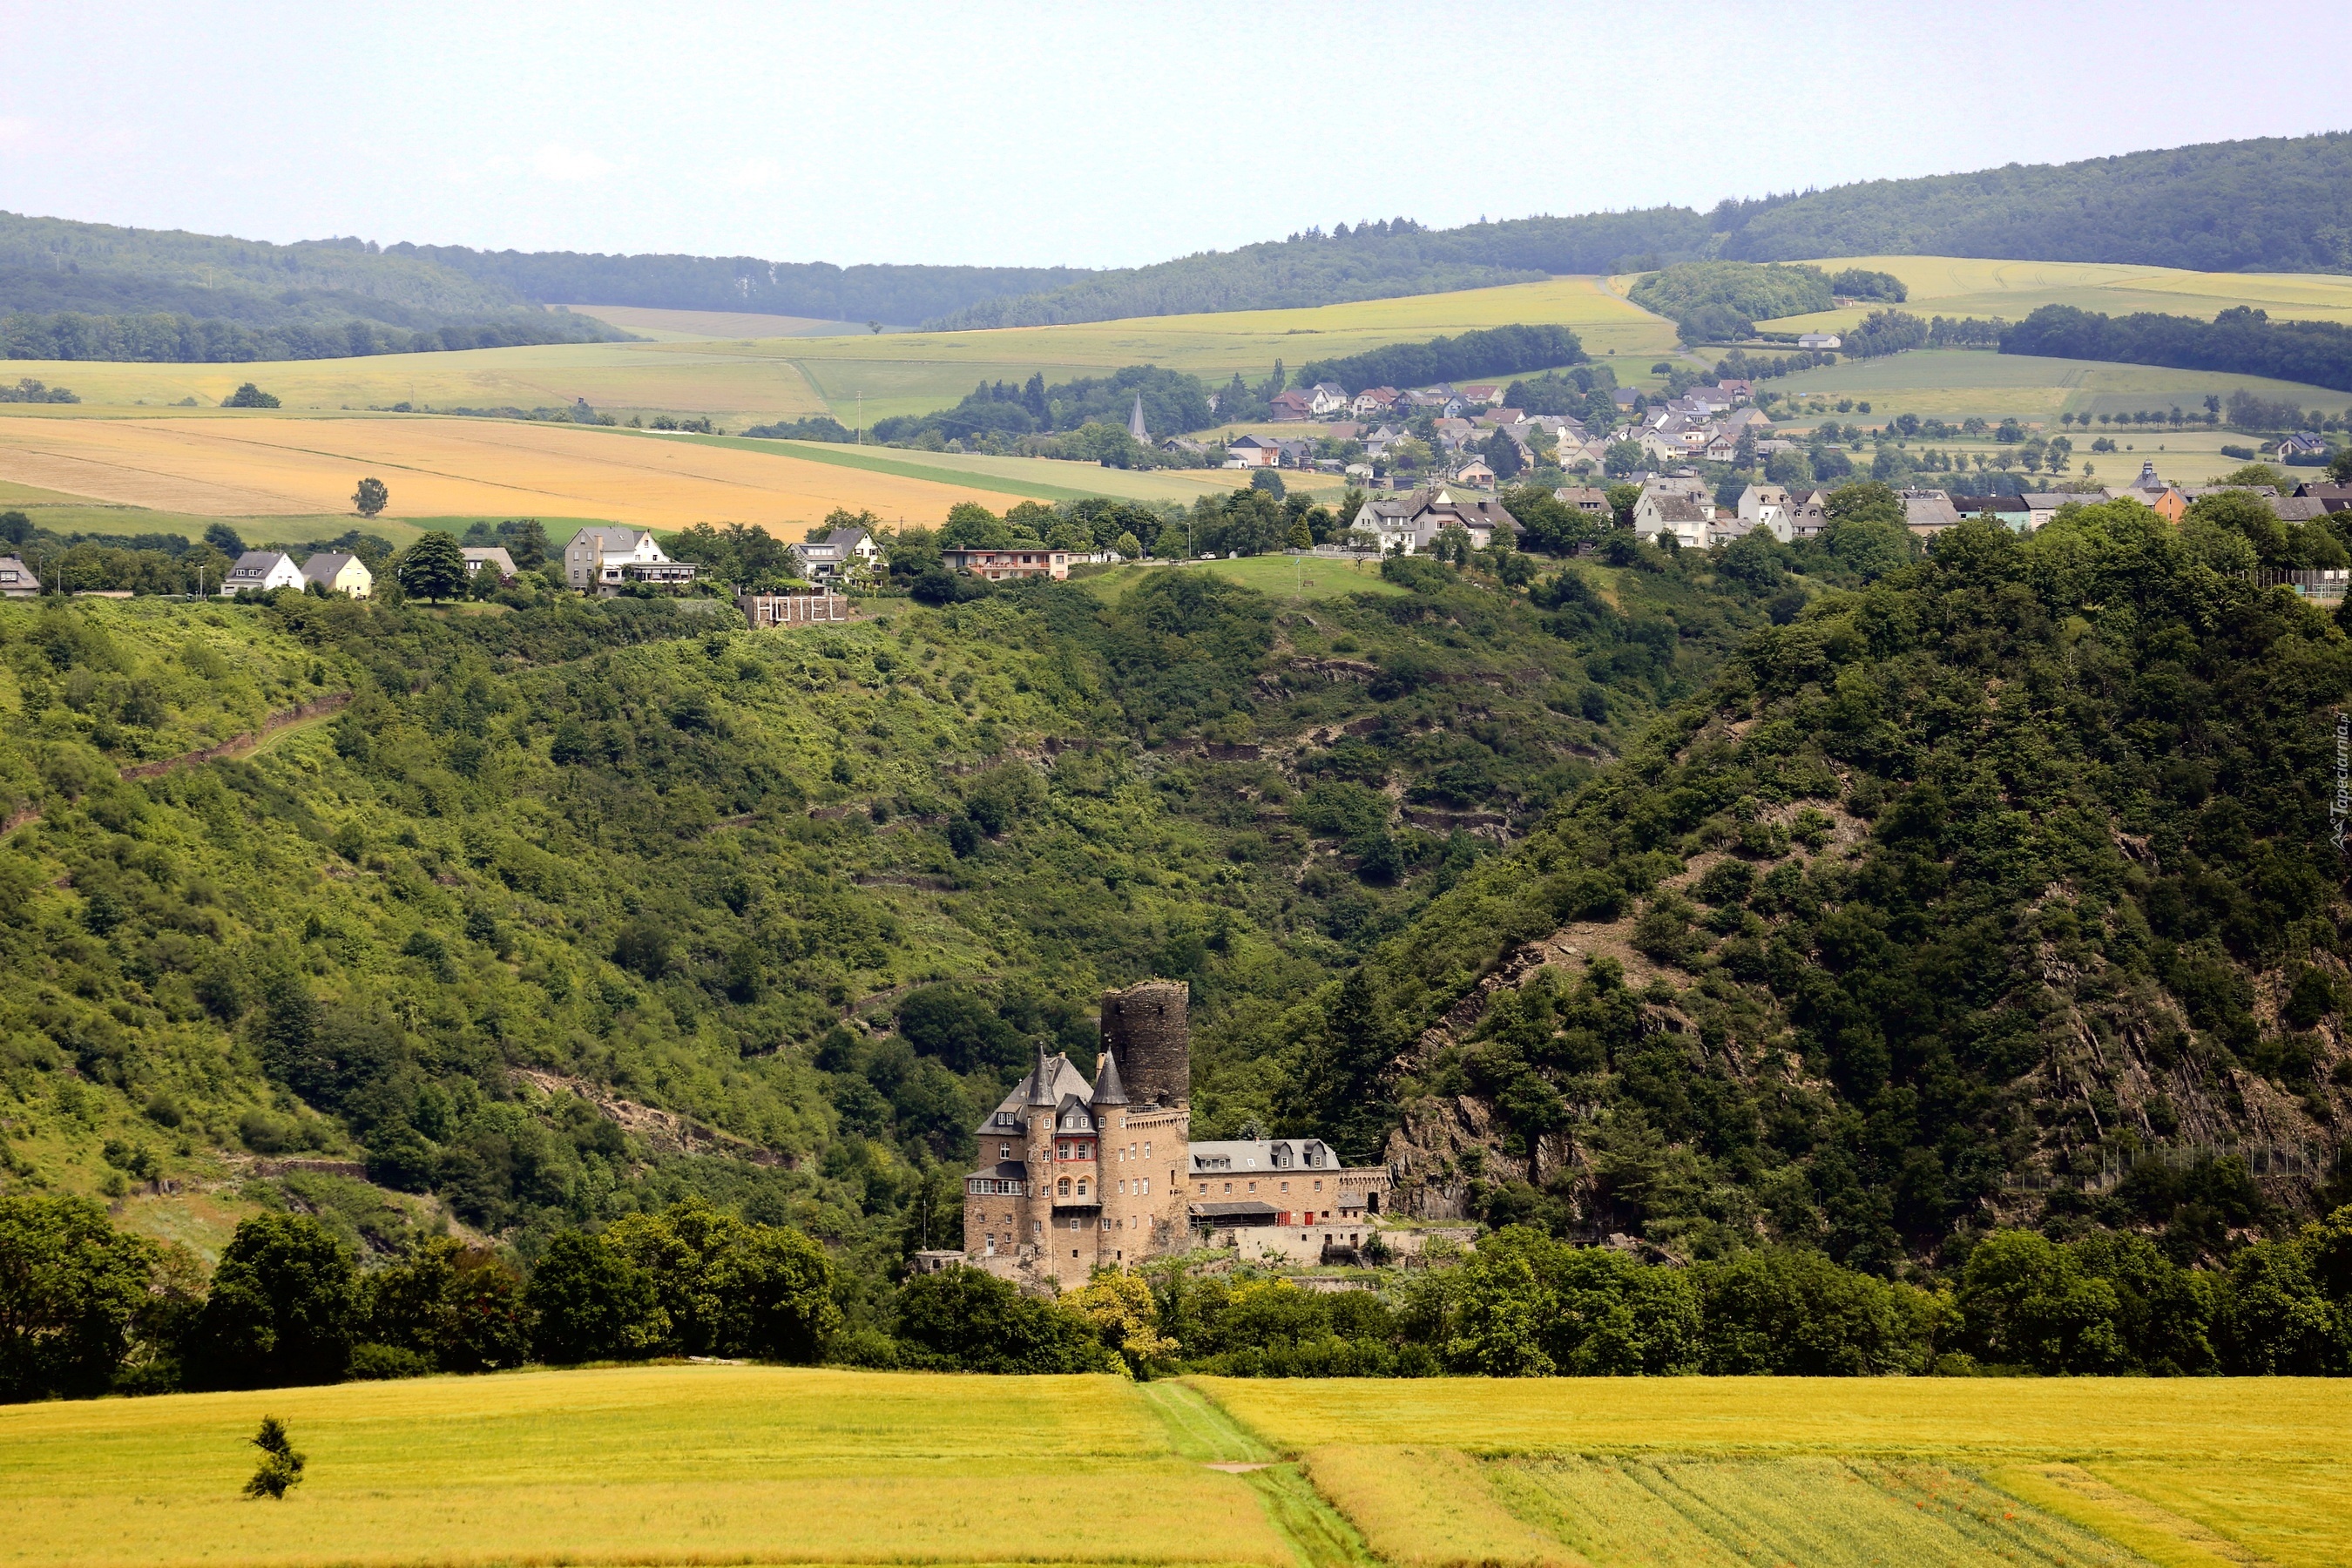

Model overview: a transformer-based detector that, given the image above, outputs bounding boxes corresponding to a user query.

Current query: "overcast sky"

[1,2,2342,270]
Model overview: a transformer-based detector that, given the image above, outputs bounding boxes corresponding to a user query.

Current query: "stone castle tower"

[961,979,1192,1288]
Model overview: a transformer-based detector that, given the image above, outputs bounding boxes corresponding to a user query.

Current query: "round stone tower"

[1099,979,1189,1109]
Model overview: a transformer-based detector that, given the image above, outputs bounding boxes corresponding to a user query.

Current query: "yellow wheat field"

[0,415,1030,528]
[1206,1377,2352,1568]
[1753,254,2352,334]
[0,1364,1293,1568]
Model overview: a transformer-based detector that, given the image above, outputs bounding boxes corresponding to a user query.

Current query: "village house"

[1789,490,1832,539]
[1900,489,1965,537]
[942,545,1071,582]
[1350,387,1399,417]
[1717,378,1754,403]
[1225,434,1281,469]
[1452,457,1497,488]
[1797,331,1842,349]
[1555,485,1612,518]
[1305,382,1350,417]
[2277,432,2328,460]
[218,550,305,597]
[2019,492,2085,531]
[1632,491,1712,550]
[565,527,699,593]
[458,547,516,582]
[301,551,374,598]
[2110,463,2187,523]
[2295,481,2352,513]
[1267,389,1314,421]
[0,555,39,598]
[1456,383,1503,406]
[788,527,882,583]
[1350,485,1522,553]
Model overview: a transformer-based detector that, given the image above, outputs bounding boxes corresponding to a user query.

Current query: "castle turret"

[1100,980,1188,1109]
[1090,1046,1128,1106]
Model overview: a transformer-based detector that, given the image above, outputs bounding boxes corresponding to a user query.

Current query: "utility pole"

[856,391,863,445]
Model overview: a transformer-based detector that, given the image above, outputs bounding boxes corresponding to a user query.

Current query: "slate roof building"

[219,551,304,597]
[301,551,375,598]
[0,555,39,598]
[1349,485,1521,553]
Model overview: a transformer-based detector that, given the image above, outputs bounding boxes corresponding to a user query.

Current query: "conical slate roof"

[1025,1041,1058,1106]
[1091,1047,1128,1106]
[1128,394,1149,443]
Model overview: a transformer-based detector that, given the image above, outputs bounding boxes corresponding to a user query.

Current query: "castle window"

[1140,1179,1149,1194]
[1077,1179,1088,1197]
[1058,1144,1070,1160]
[1223,1182,1233,1194]
[999,1144,1011,1159]
[1199,1183,1208,1195]
[1314,1180,1322,1192]
[1058,1178,1071,1197]
[1281,1182,1289,1193]
[1145,1143,1152,1157]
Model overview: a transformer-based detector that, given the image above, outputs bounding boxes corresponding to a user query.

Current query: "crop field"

[0,415,1080,532]
[1763,348,2351,429]
[0,1365,1294,1568]
[564,303,877,341]
[1753,255,2352,335]
[1205,1375,2352,1568]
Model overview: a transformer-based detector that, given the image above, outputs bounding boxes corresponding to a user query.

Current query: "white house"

[1349,486,1522,554]
[1306,382,1350,417]
[1632,492,1712,550]
[1797,332,1842,350]
[0,555,39,598]
[301,551,374,598]
[564,527,699,593]
[788,527,882,582]
[219,551,305,596]
[1350,388,1399,417]
[1736,483,1791,524]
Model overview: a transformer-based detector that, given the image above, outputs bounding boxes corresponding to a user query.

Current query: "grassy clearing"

[1763,348,2349,426]
[0,1364,1294,1568]
[1079,557,1406,605]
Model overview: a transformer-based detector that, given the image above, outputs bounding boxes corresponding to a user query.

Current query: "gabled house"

[2019,492,2086,531]
[2293,481,2352,513]
[0,555,39,598]
[1348,486,1521,553]
[1717,378,1754,403]
[1268,390,1314,422]
[1555,485,1612,517]
[1306,382,1350,417]
[1701,429,1742,463]
[1796,332,1842,349]
[1789,490,1832,540]
[1351,388,1400,416]
[2278,432,2329,459]
[564,527,699,593]
[1900,489,1964,537]
[1453,457,1497,487]
[219,551,304,597]
[1632,492,1711,550]
[1225,435,1281,469]
[942,546,1071,582]
[301,551,375,598]
[458,547,516,582]
[788,527,882,583]
[1736,483,1791,523]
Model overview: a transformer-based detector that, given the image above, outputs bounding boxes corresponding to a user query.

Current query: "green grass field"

[11,1368,2345,1568]
[1079,555,1405,603]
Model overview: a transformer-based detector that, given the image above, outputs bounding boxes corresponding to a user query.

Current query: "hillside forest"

[2,481,2349,1397]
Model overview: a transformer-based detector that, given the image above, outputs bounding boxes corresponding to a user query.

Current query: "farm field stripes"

[0,1365,1295,1568]
[1482,1455,2145,1568]
[0,416,1062,530]
[1751,255,2352,334]
[1761,348,2352,429]
[1193,1376,2352,1463]
[564,303,878,341]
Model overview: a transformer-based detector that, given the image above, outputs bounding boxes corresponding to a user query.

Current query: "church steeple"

[1127,394,1149,443]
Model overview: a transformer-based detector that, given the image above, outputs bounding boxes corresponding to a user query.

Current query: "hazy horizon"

[0,0,2344,271]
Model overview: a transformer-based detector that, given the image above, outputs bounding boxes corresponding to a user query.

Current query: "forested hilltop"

[1300,499,2352,1275]
[0,213,630,362]
[1719,132,2352,274]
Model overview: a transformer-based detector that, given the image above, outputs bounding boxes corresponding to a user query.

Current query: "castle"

[961,979,1390,1288]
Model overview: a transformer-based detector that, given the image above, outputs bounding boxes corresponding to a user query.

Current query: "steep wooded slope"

[1293,505,2352,1269]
